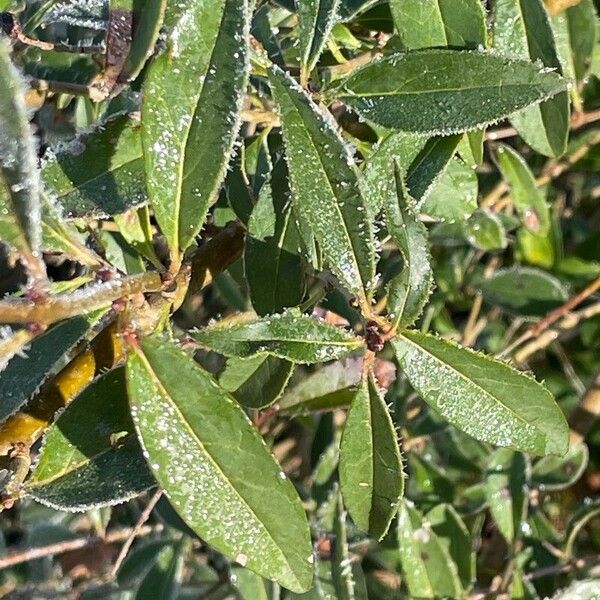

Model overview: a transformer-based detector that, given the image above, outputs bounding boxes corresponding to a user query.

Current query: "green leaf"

[193,310,364,364]
[278,358,361,414]
[117,540,176,588]
[427,503,475,592]
[126,337,313,592]
[495,144,551,235]
[531,442,588,491]
[463,209,508,251]
[134,540,183,600]
[27,368,154,511]
[268,65,376,306]
[384,164,433,329]
[42,116,147,220]
[390,0,487,50]
[119,0,168,82]
[332,49,567,135]
[0,36,44,279]
[299,0,340,80]
[219,354,294,409]
[245,147,308,315]
[339,374,404,540]
[493,0,569,157]
[231,565,275,600]
[485,449,529,543]
[392,330,569,456]
[338,0,378,20]
[396,500,464,599]
[364,132,461,214]
[477,267,568,317]
[0,312,106,423]
[142,0,250,264]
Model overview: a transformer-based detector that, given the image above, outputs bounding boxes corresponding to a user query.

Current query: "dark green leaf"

[268,65,376,306]
[193,310,364,364]
[135,540,183,600]
[27,368,154,511]
[495,144,551,235]
[396,500,464,599]
[339,374,404,540]
[477,267,568,317]
[339,0,379,20]
[219,354,294,409]
[42,116,147,220]
[390,0,487,50]
[427,503,475,592]
[278,358,362,414]
[531,442,588,491]
[0,312,105,423]
[392,331,569,456]
[384,164,433,328]
[245,150,308,315]
[299,0,339,79]
[126,337,313,592]
[231,565,275,600]
[485,449,529,543]
[332,49,567,135]
[120,0,168,82]
[142,0,250,263]
[493,0,569,157]
[117,540,176,588]
[0,36,43,278]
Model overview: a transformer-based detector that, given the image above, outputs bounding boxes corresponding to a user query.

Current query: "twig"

[0,524,164,570]
[569,369,600,446]
[110,489,163,577]
[500,277,600,358]
[0,272,163,326]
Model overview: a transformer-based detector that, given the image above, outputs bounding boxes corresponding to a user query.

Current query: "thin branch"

[0,272,163,326]
[569,369,600,446]
[110,489,163,577]
[0,524,164,570]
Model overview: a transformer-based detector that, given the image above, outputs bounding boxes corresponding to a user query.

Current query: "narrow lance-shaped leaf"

[0,37,45,281]
[268,65,376,308]
[27,368,154,511]
[126,337,313,592]
[493,0,570,157]
[142,0,250,265]
[193,310,364,364]
[495,143,551,236]
[298,0,340,82]
[396,500,464,599]
[392,331,569,456]
[331,49,567,135]
[339,373,404,540]
[384,164,434,329]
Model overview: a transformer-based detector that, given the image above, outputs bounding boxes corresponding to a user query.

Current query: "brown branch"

[0,524,164,570]
[0,272,163,326]
[110,490,163,578]
[569,369,600,446]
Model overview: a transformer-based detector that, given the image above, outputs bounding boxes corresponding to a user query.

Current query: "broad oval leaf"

[192,310,364,364]
[126,337,313,592]
[396,500,464,599]
[0,312,106,423]
[219,354,294,409]
[27,368,154,511]
[42,116,147,220]
[339,374,404,540]
[268,65,376,306]
[384,164,434,329]
[463,209,508,251]
[477,267,568,317]
[390,0,487,50]
[0,36,44,280]
[142,0,250,264]
[392,331,569,456]
[495,144,551,235]
[493,0,570,157]
[332,49,567,135]
[299,0,340,80]
[484,449,529,543]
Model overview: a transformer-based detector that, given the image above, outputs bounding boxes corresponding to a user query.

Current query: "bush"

[0,0,599,597]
